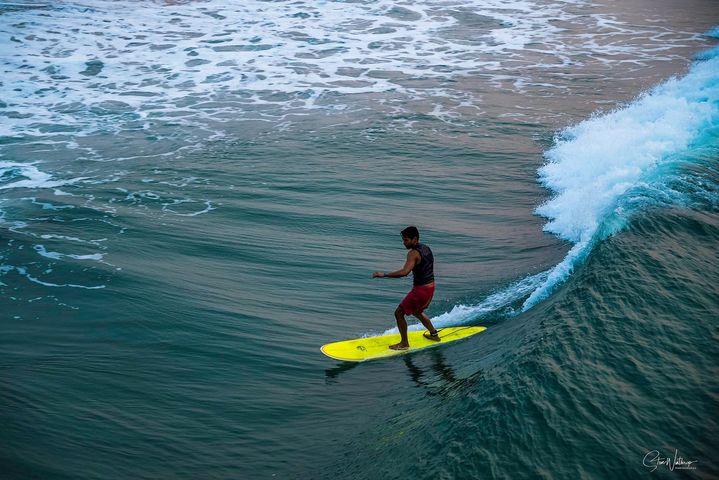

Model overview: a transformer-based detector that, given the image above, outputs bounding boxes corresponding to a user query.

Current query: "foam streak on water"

[0,161,85,191]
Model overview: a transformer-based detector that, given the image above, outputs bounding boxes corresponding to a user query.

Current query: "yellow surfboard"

[320,326,487,362]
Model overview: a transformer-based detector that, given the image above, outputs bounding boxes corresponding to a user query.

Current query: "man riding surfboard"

[372,226,440,350]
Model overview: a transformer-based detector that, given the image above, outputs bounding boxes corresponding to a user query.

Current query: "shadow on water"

[324,361,360,382]
[325,348,485,398]
[323,349,457,384]
[403,350,457,387]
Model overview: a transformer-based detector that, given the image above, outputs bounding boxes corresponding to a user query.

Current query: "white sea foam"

[0,0,709,139]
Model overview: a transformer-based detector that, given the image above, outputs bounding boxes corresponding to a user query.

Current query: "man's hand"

[372,271,385,278]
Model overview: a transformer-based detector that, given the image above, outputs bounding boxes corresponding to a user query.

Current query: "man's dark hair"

[401,226,419,240]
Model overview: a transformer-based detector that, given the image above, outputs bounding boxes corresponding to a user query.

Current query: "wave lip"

[523,42,719,309]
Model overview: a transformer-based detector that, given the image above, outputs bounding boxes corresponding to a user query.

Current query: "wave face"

[400,41,719,331]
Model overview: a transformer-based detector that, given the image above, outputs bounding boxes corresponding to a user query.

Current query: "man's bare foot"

[389,342,409,351]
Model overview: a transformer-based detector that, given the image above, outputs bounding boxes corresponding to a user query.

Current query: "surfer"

[372,226,439,350]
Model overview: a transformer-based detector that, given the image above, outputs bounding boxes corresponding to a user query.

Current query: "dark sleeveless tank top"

[412,244,434,286]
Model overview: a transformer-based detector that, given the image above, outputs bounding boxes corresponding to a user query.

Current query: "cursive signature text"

[643,450,698,472]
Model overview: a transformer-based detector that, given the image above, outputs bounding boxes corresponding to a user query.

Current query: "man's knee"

[394,306,405,318]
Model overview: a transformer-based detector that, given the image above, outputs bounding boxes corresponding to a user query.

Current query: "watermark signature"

[643,450,698,472]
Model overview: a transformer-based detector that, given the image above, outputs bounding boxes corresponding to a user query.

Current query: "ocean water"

[1,0,718,478]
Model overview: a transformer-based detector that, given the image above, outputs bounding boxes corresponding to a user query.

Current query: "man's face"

[402,236,418,249]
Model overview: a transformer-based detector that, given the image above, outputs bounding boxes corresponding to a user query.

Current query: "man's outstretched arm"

[373,251,419,278]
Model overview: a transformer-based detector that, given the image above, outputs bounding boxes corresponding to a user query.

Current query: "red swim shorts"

[398,283,435,315]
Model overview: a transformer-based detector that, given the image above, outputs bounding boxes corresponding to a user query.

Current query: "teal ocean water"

[1,1,718,478]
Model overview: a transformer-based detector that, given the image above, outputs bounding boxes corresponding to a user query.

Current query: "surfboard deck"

[320,326,487,362]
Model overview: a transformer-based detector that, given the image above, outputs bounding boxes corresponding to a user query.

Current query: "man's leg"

[415,311,440,341]
[389,307,410,350]
[414,311,437,333]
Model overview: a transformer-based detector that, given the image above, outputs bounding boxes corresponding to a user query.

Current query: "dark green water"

[1,1,718,478]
